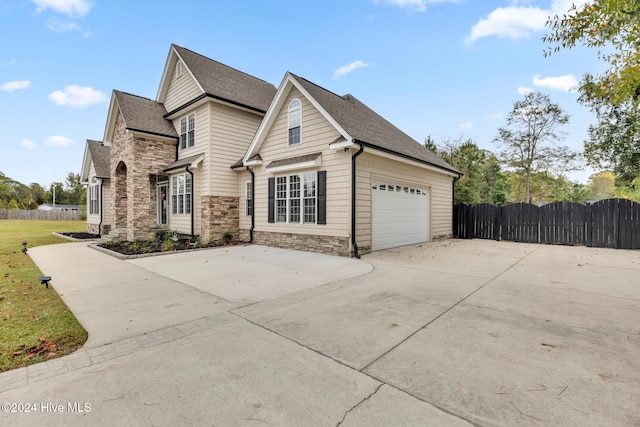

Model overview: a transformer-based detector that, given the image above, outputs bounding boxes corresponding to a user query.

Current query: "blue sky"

[1,0,599,187]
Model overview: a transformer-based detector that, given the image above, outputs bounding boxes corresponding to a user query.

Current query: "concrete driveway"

[1,240,639,426]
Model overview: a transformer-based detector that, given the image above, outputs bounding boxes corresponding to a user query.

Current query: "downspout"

[186,164,195,241]
[98,179,103,236]
[452,173,462,237]
[246,166,255,243]
[351,142,365,259]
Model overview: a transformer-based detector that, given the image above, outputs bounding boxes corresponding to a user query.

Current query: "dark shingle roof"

[173,45,277,113]
[114,90,178,138]
[291,74,459,174]
[87,140,110,178]
[164,154,204,172]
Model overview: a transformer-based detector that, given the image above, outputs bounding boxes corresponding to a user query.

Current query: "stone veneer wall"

[110,111,175,241]
[246,230,351,257]
[200,196,239,242]
[87,223,112,236]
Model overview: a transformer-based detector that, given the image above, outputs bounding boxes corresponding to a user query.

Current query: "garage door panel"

[372,184,429,251]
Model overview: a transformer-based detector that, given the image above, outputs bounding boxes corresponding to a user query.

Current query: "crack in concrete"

[335,383,384,426]
[360,245,541,372]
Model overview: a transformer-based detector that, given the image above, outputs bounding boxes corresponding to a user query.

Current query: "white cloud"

[533,73,578,92]
[375,0,458,13]
[485,113,502,120]
[459,121,473,130]
[44,135,73,147]
[2,58,17,66]
[518,86,534,95]
[466,0,591,43]
[48,85,107,107]
[333,60,372,79]
[30,0,92,17]
[47,17,82,33]
[20,139,37,149]
[0,80,32,92]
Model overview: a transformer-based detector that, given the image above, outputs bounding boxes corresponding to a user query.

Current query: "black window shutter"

[268,177,275,223]
[317,171,326,225]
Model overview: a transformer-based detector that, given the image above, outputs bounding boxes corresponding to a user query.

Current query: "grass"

[0,220,88,372]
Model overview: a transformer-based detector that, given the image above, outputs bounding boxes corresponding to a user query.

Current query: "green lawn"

[0,220,88,372]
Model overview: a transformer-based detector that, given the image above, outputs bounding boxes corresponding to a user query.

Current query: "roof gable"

[244,73,459,175]
[80,139,110,182]
[103,90,178,143]
[157,44,277,113]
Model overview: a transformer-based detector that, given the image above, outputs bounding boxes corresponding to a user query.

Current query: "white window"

[275,172,316,224]
[288,99,301,145]
[180,113,195,149]
[176,61,183,78]
[89,184,99,215]
[246,181,253,216]
[171,174,192,215]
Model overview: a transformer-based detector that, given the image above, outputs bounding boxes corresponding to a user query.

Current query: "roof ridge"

[290,73,346,101]
[113,89,158,103]
[173,44,273,85]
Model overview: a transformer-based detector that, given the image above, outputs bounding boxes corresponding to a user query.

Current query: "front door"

[157,184,168,225]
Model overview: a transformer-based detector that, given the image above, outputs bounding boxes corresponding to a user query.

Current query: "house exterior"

[81,44,460,256]
[80,140,111,234]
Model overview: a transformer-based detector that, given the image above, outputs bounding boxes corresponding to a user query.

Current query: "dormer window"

[180,113,195,149]
[288,99,301,145]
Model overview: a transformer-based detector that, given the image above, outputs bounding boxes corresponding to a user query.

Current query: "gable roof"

[113,90,178,138]
[157,44,277,114]
[292,75,459,174]
[87,140,110,178]
[244,73,459,175]
[80,139,110,182]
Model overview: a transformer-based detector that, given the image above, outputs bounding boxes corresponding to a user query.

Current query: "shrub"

[222,231,233,245]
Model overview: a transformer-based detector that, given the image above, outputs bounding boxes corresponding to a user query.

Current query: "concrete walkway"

[1,240,639,426]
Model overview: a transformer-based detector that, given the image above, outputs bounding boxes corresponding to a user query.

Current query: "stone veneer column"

[201,196,239,242]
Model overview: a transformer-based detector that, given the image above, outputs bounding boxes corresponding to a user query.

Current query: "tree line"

[0,172,86,210]
[440,1,640,206]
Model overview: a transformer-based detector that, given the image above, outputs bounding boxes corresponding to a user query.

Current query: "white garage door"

[372,183,429,251]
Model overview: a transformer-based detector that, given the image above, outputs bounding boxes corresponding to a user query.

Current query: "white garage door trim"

[372,182,429,251]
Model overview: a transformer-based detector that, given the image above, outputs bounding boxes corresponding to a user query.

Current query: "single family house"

[81,44,460,256]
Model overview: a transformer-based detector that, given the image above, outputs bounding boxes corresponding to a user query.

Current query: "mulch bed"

[59,232,101,240]
[97,239,245,256]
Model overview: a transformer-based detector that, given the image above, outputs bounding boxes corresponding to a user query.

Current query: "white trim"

[329,140,354,151]
[102,91,118,144]
[80,143,92,183]
[267,157,321,174]
[364,146,460,178]
[125,129,178,143]
[156,45,205,102]
[244,159,263,166]
[179,111,196,150]
[243,73,353,163]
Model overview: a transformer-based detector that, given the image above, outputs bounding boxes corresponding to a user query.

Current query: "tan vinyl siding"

[164,63,202,112]
[246,87,351,238]
[209,102,263,197]
[355,152,453,249]
[102,181,112,227]
[238,170,251,230]
[86,162,99,225]
[172,104,210,194]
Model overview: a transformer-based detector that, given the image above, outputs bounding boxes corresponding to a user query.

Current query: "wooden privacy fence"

[0,209,83,221]
[454,198,640,249]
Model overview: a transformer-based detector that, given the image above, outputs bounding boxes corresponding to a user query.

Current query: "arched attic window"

[288,99,301,145]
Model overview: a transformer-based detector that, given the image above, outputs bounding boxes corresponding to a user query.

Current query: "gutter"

[246,167,255,243]
[186,164,195,241]
[351,142,365,259]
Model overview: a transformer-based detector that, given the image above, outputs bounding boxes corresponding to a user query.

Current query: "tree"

[586,171,616,199]
[583,100,640,185]
[435,139,509,204]
[544,0,640,106]
[493,92,578,204]
[424,136,438,154]
[64,172,85,205]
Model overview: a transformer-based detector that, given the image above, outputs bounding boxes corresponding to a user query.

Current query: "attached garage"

[372,182,429,251]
